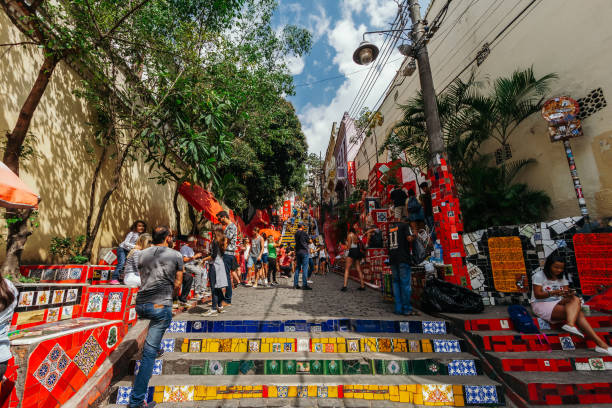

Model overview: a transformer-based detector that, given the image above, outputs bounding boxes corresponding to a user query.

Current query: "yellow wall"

[354,0,612,221]
[0,13,191,264]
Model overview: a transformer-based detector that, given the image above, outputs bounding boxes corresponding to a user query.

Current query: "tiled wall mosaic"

[480,332,612,353]
[163,318,448,334]
[17,321,124,408]
[81,287,132,323]
[500,356,612,372]
[168,337,464,354]
[89,265,116,285]
[527,383,612,405]
[463,315,612,332]
[12,285,84,330]
[20,265,90,283]
[114,383,504,406]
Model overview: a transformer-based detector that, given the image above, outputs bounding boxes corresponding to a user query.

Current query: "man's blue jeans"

[293,253,309,287]
[128,303,172,407]
[390,263,412,314]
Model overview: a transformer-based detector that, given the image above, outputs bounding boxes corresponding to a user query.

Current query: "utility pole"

[319,151,324,227]
[407,0,445,164]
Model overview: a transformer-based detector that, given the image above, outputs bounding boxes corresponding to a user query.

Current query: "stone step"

[477,330,612,352]
[486,350,612,372]
[109,375,503,406]
[128,354,484,376]
[501,371,612,405]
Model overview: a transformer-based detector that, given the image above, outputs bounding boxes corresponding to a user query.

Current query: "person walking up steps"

[388,216,418,316]
[248,227,264,288]
[129,226,183,408]
[293,222,312,290]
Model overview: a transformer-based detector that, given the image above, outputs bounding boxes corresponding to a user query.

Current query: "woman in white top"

[0,278,18,378]
[242,238,251,286]
[111,220,147,285]
[531,253,611,355]
[123,233,153,288]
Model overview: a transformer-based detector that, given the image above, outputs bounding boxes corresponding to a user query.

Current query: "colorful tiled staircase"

[104,317,505,406]
[443,306,612,406]
[280,220,300,247]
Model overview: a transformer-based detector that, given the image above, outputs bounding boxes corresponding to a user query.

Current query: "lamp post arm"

[362,28,411,42]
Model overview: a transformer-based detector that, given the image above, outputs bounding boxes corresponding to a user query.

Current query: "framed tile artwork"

[73,333,104,376]
[86,292,104,313]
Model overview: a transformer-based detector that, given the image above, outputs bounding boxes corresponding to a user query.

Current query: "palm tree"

[459,158,551,231]
[472,66,557,154]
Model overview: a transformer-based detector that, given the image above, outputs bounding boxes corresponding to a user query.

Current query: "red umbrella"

[178,182,224,224]
[0,161,39,209]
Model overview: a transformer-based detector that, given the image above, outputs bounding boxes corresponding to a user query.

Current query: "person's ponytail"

[0,278,16,310]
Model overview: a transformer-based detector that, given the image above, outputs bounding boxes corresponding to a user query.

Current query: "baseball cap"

[216,210,229,219]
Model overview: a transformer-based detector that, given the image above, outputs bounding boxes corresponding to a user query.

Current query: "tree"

[381,68,556,230]
[0,0,245,272]
[303,153,323,207]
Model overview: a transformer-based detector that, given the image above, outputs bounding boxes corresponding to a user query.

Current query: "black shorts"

[348,248,363,260]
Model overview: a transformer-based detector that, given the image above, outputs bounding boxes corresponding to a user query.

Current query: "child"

[111,220,147,285]
[123,233,153,288]
[531,253,612,355]
[0,277,18,378]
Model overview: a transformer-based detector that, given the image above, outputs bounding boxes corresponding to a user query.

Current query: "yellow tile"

[181,339,189,353]
[308,386,317,397]
[389,386,399,397]
[422,339,432,353]
[394,339,407,352]
[354,385,363,399]
[399,385,407,391]
[375,386,386,400]
[261,343,270,353]
[328,386,338,398]
[206,386,217,398]
[268,386,278,398]
[288,386,297,398]
[454,395,465,407]
[238,341,247,353]
[209,340,220,352]
[201,339,208,352]
[399,390,411,403]
[414,393,423,405]
[194,386,207,401]
[337,343,347,353]
[407,384,417,393]
[153,391,164,403]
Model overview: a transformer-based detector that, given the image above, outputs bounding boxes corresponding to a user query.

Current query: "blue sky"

[272,0,430,154]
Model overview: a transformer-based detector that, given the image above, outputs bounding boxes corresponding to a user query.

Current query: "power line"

[293,57,404,88]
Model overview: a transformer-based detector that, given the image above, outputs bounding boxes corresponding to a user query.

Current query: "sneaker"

[561,324,584,338]
[264,279,269,286]
[595,346,612,356]
[217,307,225,314]
[302,285,313,290]
[294,286,300,290]
[340,286,348,292]
[203,309,217,316]
[272,281,279,286]
[109,280,120,285]
[307,280,314,284]
[178,300,189,307]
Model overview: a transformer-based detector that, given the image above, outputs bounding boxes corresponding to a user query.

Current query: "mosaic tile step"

[131,358,482,376]
[163,318,449,334]
[480,331,612,352]
[463,315,612,332]
[498,356,612,372]
[111,380,503,406]
[9,317,119,345]
[165,336,465,354]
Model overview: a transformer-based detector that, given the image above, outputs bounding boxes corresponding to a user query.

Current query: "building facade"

[351,0,612,221]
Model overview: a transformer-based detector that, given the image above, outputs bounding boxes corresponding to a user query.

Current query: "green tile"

[226,360,241,375]
[296,361,310,373]
[359,362,372,375]
[412,359,428,375]
[425,359,441,375]
[282,360,296,375]
[265,360,281,375]
[189,365,205,375]
[253,360,265,375]
[310,360,323,375]
[325,360,341,375]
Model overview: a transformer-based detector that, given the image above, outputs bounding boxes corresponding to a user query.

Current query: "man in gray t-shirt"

[137,244,184,306]
[129,226,183,408]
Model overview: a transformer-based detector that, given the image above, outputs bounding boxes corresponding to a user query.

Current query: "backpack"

[507,305,540,334]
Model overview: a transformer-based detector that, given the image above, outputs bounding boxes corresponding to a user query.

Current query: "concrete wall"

[0,13,191,264]
[354,0,612,221]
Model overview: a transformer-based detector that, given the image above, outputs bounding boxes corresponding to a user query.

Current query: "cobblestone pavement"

[177,272,428,321]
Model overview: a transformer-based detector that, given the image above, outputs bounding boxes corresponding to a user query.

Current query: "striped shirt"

[224,223,237,255]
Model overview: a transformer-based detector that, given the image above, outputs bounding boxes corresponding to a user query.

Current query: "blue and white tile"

[422,321,446,334]
[448,360,477,376]
[560,336,575,351]
[433,339,461,353]
[116,386,132,404]
[464,385,498,405]
[160,339,176,353]
[134,359,163,375]
[167,320,187,333]
[399,321,410,333]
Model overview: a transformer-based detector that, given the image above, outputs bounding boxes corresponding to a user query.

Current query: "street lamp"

[353,41,379,66]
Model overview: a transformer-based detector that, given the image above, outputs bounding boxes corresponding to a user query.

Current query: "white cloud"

[299,6,404,154]
[306,3,331,42]
[285,55,305,76]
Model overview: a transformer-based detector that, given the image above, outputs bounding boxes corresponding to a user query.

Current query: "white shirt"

[530,268,569,303]
[263,239,269,255]
[180,245,195,258]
